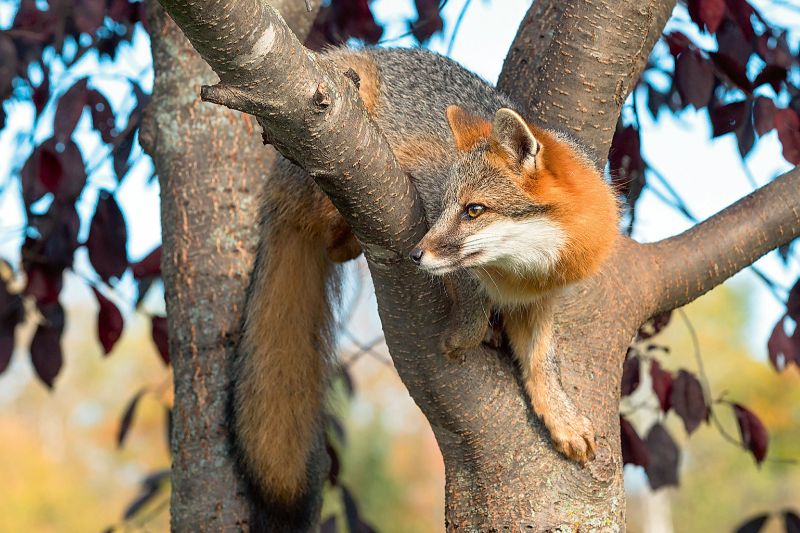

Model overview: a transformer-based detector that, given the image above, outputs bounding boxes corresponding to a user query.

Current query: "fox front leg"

[440,273,492,361]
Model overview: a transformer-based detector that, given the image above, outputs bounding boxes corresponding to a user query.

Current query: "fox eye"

[464,203,486,219]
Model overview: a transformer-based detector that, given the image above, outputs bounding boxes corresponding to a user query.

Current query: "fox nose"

[409,248,424,265]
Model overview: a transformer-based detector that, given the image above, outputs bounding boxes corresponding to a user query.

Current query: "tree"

[1,0,798,530]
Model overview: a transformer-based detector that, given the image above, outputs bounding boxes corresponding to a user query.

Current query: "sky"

[0,1,799,366]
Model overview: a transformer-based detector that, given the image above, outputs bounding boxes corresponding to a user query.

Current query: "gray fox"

[232,47,619,530]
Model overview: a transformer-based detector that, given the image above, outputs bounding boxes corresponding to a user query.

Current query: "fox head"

[410,105,618,293]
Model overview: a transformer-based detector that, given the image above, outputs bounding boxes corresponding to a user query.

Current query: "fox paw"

[543,411,596,465]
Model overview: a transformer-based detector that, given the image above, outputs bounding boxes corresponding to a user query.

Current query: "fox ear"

[446,105,492,152]
[491,108,541,172]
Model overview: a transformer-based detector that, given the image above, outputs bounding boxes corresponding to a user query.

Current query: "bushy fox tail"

[232,213,344,531]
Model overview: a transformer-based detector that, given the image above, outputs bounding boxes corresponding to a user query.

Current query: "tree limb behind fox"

[232,47,619,530]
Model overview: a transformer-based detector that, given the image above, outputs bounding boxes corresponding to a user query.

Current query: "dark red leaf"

[54,78,88,142]
[20,138,87,206]
[650,360,673,412]
[709,52,752,92]
[24,266,63,305]
[785,511,800,533]
[32,73,50,116]
[716,19,753,68]
[342,486,376,533]
[670,370,709,434]
[132,246,162,278]
[675,50,715,109]
[753,65,787,92]
[0,34,15,103]
[756,33,793,69]
[320,517,337,533]
[608,123,645,206]
[710,100,749,137]
[411,0,443,43]
[30,302,65,388]
[754,97,776,136]
[620,416,649,467]
[0,281,24,374]
[117,389,145,448]
[621,354,640,396]
[87,89,116,144]
[92,287,123,355]
[638,311,672,340]
[124,470,169,520]
[86,191,128,282]
[664,31,692,56]
[766,317,795,371]
[732,403,768,464]
[644,423,680,490]
[724,0,756,40]
[736,111,755,157]
[326,438,340,486]
[113,128,136,181]
[775,108,800,165]
[151,316,169,365]
[734,514,769,533]
[687,0,726,33]
[787,278,800,321]
[73,0,106,34]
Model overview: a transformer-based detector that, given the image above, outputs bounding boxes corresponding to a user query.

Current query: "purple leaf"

[787,278,800,321]
[320,517,337,533]
[724,0,756,41]
[670,370,709,434]
[20,138,87,206]
[0,281,24,374]
[621,353,641,396]
[709,51,752,92]
[86,191,128,282]
[54,78,88,142]
[753,65,787,92]
[687,0,726,33]
[73,0,106,35]
[768,317,797,371]
[117,389,145,448]
[87,89,116,144]
[710,100,749,138]
[620,416,649,467]
[608,123,645,206]
[664,31,692,56]
[734,514,769,533]
[675,50,715,109]
[754,97,776,136]
[151,316,169,365]
[32,73,50,116]
[132,246,162,278]
[785,511,800,533]
[650,359,673,412]
[30,302,65,388]
[92,287,124,355]
[732,403,769,464]
[775,108,800,165]
[644,423,680,490]
[638,311,672,340]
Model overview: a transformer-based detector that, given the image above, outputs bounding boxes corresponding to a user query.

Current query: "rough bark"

[141,1,319,530]
[147,0,800,530]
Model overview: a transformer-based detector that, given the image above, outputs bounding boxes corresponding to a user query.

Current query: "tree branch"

[643,166,800,316]
[151,0,679,529]
[500,0,676,160]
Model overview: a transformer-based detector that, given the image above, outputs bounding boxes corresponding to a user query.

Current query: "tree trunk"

[146,0,800,530]
[141,1,319,530]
